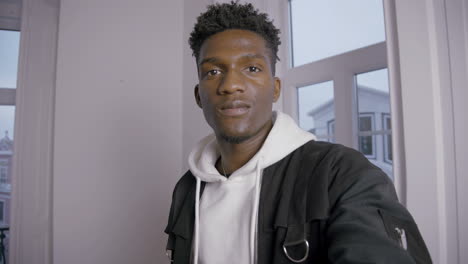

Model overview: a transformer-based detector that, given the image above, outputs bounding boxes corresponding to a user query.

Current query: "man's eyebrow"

[241,54,267,61]
[198,54,268,67]
[198,57,219,66]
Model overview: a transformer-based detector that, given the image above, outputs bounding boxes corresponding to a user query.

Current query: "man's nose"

[218,70,245,94]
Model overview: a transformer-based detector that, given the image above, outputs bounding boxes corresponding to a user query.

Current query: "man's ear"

[194,84,202,108]
[273,77,281,102]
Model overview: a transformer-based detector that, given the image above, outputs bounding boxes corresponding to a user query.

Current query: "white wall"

[53,0,183,263]
[394,0,468,263]
[446,0,468,261]
[395,2,441,259]
[182,0,212,170]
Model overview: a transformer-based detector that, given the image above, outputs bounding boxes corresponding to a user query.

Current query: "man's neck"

[216,120,273,175]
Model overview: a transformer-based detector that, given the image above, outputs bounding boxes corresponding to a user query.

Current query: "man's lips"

[217,100,251,117]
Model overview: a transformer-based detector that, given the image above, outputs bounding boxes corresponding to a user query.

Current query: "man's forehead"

[198,29,271,63]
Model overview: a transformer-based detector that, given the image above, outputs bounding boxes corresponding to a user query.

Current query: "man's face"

[195,29,281,143]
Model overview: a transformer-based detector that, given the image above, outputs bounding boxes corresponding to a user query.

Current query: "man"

[165,2,431,263]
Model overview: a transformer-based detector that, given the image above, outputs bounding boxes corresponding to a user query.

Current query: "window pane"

[0,30,18,259]
[289,0,386,67]
[356,68,393,179]
[0,30,21,89]
[0,106,15,140]
[0,106,13,260]
[0,106,14,194]
[359,116,372,131]
[297,81,335,142]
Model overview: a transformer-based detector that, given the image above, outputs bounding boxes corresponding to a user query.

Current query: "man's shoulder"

[293,140,389,188]
[296,140,369,165]
[173,170,196,194]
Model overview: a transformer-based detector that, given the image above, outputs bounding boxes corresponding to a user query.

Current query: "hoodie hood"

[189,111,316,264]
[188,111,316,182]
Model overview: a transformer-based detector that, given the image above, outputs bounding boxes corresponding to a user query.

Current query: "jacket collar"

[170,145,330,237]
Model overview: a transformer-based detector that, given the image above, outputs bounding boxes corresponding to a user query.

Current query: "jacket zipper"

[395,227,407,250]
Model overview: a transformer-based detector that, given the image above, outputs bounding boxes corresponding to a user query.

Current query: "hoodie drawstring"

[250,157,263,264]
[194,177,201,264]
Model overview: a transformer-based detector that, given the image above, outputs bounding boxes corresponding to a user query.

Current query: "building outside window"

[297,80,334,142]
[0,166,7,185]
[0,201,4,223]
[356,69,392,176]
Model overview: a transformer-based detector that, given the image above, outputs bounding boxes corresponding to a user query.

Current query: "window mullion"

[333,71,357,149]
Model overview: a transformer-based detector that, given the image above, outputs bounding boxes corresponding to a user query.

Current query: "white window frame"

[277,0,405,202]
[5,0,58,263]
[281,0,387,149]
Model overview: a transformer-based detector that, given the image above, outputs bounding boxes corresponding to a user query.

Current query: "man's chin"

[218,133,252,144]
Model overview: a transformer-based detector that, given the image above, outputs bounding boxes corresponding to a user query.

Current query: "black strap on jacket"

[283,224,309,263]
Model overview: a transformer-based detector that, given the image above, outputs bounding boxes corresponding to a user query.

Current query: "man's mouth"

[217,100,251,117]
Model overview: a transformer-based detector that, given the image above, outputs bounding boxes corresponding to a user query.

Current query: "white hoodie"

[188,111,316,264]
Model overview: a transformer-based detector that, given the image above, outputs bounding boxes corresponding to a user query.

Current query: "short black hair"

[189,1,281,74]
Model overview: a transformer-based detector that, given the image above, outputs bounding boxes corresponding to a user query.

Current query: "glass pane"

[0,30,21,89]
[297,81,335,142]
[356,68,393,180]
[359,116,372,131]
[0,105,14,194]
[289,0,386,67]
[0,106,14,261]
[0,29,19,259]
[0,106,15,140]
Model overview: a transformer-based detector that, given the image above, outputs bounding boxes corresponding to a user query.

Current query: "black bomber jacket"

[165,141,432,263]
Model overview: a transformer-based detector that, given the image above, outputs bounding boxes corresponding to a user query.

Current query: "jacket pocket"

[378,209,432,264]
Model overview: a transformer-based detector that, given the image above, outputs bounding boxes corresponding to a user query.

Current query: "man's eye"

[248,66,261,73]
[207,69,221,76]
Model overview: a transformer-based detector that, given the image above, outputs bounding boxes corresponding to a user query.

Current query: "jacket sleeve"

[325,146,431,264]
[164,176,179,261]
[165,185,177,250]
